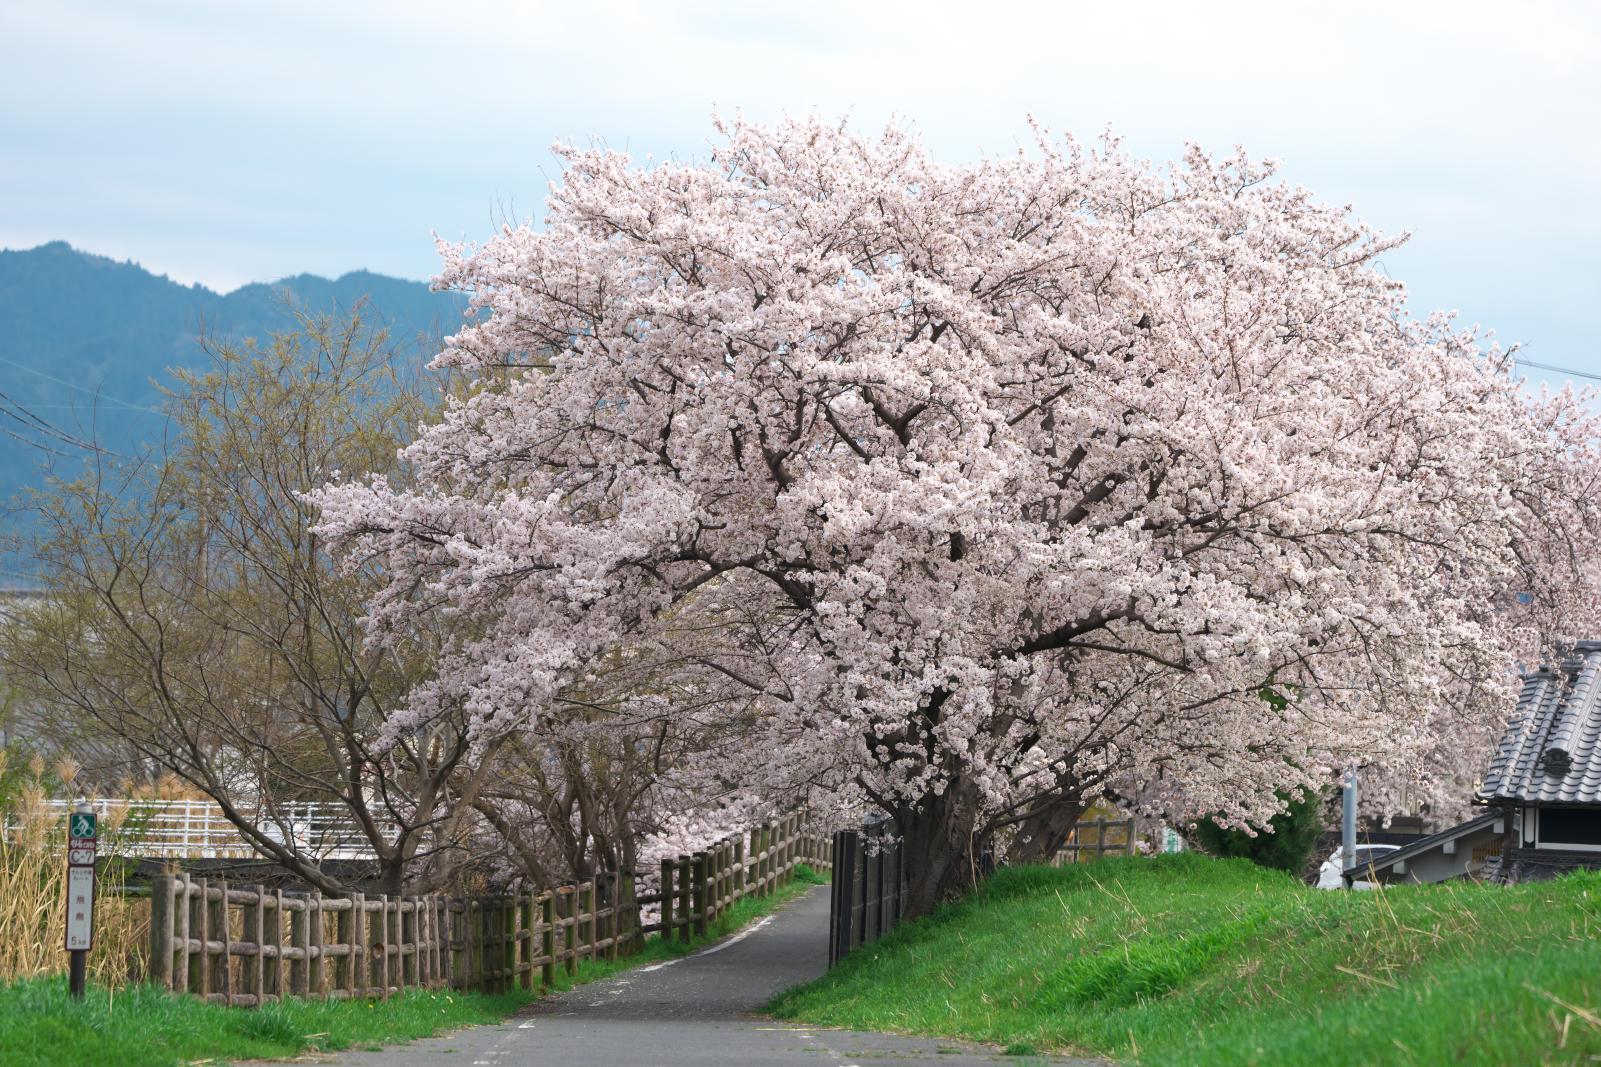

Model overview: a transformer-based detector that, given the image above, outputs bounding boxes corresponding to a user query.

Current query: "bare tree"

[1,307,493,894]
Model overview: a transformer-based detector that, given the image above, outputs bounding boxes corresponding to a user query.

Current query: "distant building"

[1352,641,1601,887]
[1475,640,1601,882]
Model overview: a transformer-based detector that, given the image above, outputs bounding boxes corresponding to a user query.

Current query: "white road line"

[636,914,778,972]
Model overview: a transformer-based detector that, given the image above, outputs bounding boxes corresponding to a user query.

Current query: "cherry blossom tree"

[313,117,1601,916]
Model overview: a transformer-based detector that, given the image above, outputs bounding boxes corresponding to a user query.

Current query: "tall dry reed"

[0,755,149,988]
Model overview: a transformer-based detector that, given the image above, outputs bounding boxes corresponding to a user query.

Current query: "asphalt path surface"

[321,884,1108,1066]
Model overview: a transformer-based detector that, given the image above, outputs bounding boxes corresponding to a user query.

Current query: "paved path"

[322,885,1106,1066]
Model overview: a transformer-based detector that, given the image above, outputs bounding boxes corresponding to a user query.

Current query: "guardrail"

[17,799,384,859]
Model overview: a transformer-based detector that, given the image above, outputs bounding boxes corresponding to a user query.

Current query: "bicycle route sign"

[65,809,96,951]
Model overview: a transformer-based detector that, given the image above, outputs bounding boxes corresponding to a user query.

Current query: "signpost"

[1341,766,1358,889]
[65,803,96,999]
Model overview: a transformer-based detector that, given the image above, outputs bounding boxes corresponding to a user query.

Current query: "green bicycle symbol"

[70,813,97,838]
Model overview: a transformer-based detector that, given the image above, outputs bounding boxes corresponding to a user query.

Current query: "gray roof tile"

[1478,640,1601,806]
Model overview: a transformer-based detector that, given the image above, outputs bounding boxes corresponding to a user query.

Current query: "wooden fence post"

[753,827,765,895]
[622,873,641,954]
[706,845,719,923]
[466,899,477,993]
[465,898,478,991]
[211,878,229,1002]
[573,882,588,964]
[308,893,325,998]
[733,837,746,904]
[243,884,264,1004]
[439,897,450,988]
[266,888,284,1001]
[389,895,401,996]
[461,897,470,986]
[676,860,693,942]
[606,873,621,962]
[332,896,348,996]
[483,898,494,993]
[691,852,709,938]
[470,897,483,992]
[378,894,392,999]
[190,876,209,996]
[540,893,556,989]
[424,896,437,988]
[148,874,173,991]
[346,892,364,998]
[288,896,308,996]
[176,873,192,995]
[660,859,675,942]
[401,897,416,989]
[754,826,765,893]
[448,900,463,990]
[427,896,439,988]
[504,896,518,991]
[518,893,533,989]
[768,824,778,888]
[723,840,734,914]
[561,887,577,977]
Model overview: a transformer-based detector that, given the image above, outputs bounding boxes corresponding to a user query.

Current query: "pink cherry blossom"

[311,116,1601,915]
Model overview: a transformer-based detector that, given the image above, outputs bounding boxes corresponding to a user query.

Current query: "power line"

[0,388,116,455]
[1513,358,1601,384]
[0,354,161,413]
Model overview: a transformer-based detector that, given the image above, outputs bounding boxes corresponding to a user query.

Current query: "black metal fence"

[828,818,904,967]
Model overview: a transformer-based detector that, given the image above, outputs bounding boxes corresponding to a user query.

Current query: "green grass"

[768,854,1601,1066]
[0,865,828,1067]
[0,977,533,1067]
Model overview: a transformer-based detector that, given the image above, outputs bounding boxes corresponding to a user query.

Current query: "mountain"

[0,241,467,581]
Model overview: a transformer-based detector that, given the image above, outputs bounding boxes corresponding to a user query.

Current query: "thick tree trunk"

[894,776,986,920]
[1006,798,1087,867]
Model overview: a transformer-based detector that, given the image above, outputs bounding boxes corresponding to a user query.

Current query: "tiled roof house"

[1352,640,1601,887]
[1475,640,1601,881]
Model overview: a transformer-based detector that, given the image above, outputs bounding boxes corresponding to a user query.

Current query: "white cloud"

[2,0,1597,375]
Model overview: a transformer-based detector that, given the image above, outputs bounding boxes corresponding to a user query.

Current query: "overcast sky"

[3,1,1598,386]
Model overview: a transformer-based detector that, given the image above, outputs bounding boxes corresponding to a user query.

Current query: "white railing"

[14,798,383,859]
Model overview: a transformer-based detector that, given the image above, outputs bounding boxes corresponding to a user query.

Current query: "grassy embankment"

[0,864,827,1067]
[769,854,1601,1066]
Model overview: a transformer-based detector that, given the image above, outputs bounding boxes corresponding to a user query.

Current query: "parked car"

[1316,844,1401,889]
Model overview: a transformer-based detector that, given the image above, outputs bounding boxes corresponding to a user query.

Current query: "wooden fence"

[1051,817,1136,865]
[637,813,831,940]
[146,815,831,1003]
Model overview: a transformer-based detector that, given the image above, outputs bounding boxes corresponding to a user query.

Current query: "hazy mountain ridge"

[0,241,467,580]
